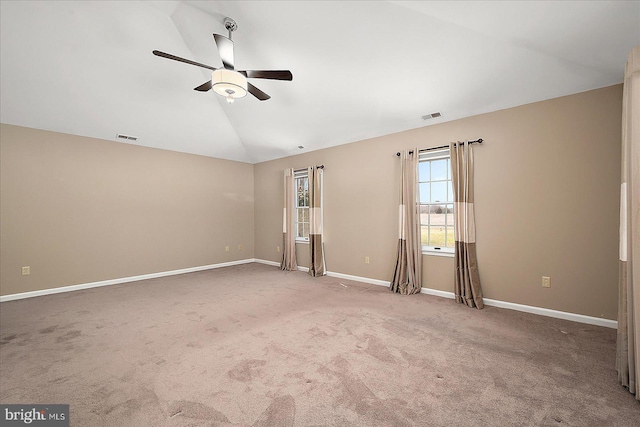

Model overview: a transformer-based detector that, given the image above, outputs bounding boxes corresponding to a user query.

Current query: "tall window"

[295,170,309,240]
[418,149,454,252]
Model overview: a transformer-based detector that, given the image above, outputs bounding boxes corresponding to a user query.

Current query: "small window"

[294,170,309,241]
[419,149,454,252]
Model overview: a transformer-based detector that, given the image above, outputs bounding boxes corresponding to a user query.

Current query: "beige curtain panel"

[280,168,297,271]
[450,142,484,309]
[390,149,422,295]
[308,166,326,277]
[617,45,640,401]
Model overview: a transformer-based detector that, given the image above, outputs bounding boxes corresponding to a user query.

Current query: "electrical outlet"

[238,244,243,251]
[21,266,30,276]
[277,246,281,253]
[225,246,230,252]
[365,256,370,264]
[542,276,551,288]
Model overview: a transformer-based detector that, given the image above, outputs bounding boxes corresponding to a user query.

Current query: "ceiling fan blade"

[247,82,270,101]
[194,81,212,92]
[213,34,234,70]
[152,50,217,71]
[239,70,293,81]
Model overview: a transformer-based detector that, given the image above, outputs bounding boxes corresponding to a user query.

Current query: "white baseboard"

[420,287,456,299]
[3,259,619,329]
[0,259,256,302]
[327,271,389,287]
[253,258,309,272]
[253,259,386,285]
[481,298,617,329]
[255,259,280,267]
[253,258,311,272]
[419,288,616,328]
[253,260,617,329]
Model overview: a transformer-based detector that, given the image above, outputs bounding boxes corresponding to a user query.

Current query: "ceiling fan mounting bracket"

[224,17,238,39]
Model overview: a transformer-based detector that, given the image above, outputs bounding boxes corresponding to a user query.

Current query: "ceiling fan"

[153,17,293,103]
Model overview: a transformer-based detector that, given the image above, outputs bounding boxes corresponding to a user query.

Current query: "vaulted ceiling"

[1,1,638,163]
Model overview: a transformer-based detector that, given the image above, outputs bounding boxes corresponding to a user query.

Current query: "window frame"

[294,170,310,243]
[418,149,455,256]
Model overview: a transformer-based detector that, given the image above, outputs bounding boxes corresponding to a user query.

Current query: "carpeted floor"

[0,263,638,426]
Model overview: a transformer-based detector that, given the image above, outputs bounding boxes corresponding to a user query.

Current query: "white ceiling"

[1,1,638,164]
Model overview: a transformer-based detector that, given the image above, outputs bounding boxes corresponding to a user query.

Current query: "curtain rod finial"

[396,150,415,156]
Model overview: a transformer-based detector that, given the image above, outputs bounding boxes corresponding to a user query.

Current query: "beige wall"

[254,85,623,320]
[1,85,623,320]
[0,124,255,296]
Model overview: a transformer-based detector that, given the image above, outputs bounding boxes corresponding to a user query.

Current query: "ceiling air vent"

[421,112,442,120]
[116,133,138,141]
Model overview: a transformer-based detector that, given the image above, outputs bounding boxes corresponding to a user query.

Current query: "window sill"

[295,239,309,245]
[422,249,454,258]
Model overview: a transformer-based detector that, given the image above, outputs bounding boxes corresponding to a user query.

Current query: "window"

[418,149,454,252]
[294,170,309,241]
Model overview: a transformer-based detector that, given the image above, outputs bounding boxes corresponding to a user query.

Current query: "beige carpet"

[0,263,638,426]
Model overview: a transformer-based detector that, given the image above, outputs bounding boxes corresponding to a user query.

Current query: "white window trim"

[419,148,455,254]
[422,247,454,257]
[419,149,450,162]
[294,170,309,241]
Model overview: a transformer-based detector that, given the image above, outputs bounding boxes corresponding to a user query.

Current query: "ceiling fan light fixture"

[211,69,247,102]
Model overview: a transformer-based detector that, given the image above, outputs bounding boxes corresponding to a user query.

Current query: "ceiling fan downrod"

[224,17,237,40]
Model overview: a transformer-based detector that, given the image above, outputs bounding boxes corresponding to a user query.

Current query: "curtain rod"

[396,138,483,156]
[294,165,324,173]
